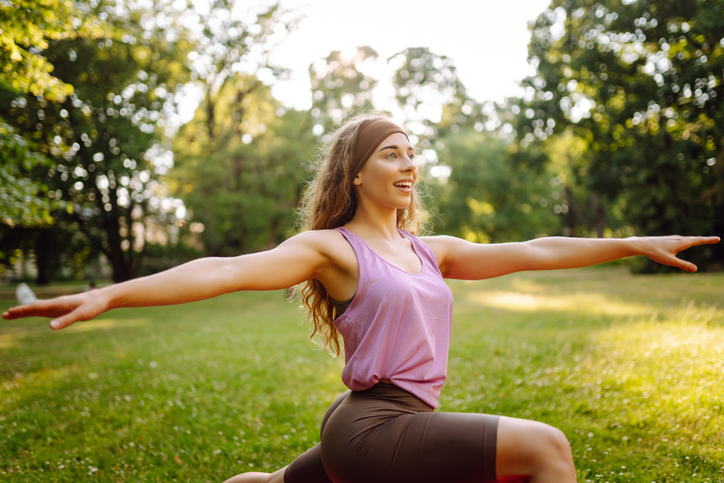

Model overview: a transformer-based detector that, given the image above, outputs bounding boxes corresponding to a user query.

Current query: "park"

[2,268,723,481]
[1,0,723,481]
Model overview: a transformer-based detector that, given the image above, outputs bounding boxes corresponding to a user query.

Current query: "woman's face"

[353,132,417,211]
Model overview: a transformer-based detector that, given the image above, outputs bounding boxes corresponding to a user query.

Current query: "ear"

[353,174,362,186]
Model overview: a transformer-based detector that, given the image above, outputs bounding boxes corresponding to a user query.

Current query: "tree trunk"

[34,231,52,285]
[564,186,591,228]
[266,217,281,249]
[103,197,135,283]
[590,192,607,238]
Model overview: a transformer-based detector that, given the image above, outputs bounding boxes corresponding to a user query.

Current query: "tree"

[389,47,485,142]
[0,122,66,227]
[517,0,723,268]
[0,0,101,229]
[0,0,101,102]
[171,76,315,256]
[385,47,556,241]
[1,0,194,282]
[430,127,561,243]
[308,46,379,138]
[169,2,308,256]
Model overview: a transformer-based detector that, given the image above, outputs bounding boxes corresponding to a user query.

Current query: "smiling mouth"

[393,181,413,189]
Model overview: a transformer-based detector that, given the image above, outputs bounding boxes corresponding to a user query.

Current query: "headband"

[351,119,409,183]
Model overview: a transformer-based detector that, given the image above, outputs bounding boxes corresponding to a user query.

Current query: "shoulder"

[282,229,357,268]
[417,235,466,271]
[281,229,350,253]
[418,235,465,254]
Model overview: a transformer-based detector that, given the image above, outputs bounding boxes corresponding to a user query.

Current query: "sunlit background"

[1,1,723,481]
[182,0,551,113]
[0,0,721,281]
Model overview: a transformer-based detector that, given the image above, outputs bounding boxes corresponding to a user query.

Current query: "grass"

[1,266,723,482]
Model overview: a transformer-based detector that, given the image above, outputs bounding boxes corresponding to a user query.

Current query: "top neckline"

[337,227,426,277]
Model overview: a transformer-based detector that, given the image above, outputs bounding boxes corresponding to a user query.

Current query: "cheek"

[364,162,397,182]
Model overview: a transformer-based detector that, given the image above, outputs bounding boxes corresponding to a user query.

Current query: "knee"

[498,417,575,479]
[545,426,572,458]
[533,425,574,470]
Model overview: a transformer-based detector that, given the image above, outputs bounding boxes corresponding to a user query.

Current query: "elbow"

[521,241,550,271]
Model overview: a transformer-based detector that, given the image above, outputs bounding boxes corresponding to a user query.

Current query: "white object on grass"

[16,283,38,305]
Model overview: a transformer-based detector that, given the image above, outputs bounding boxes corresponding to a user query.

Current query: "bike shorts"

[284,382,499,483]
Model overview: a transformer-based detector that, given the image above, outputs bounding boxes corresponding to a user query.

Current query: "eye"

[386,152,397,159]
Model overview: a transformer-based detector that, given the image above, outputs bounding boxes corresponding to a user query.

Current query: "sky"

[261,0,552,110]
[178,0,553,123]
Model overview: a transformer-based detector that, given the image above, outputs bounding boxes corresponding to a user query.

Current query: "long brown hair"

[295,113,429,355]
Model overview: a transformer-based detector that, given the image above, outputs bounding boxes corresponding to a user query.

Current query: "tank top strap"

[397,229,443,277]
[334,226,371,290]
[333,227,368,255]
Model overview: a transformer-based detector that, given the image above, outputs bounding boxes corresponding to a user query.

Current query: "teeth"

[394,182,412,188]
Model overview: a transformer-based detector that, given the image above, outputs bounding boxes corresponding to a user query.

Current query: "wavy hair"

[295,113,429,355]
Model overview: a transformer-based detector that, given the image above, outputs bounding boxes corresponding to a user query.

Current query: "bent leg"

[224,391,350,483]
[284,390,350,483]
[496,416,576,483]
[223,467,286,483]
[321,391,499,483]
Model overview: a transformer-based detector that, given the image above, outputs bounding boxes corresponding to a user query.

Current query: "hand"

[639,235,720,272]
[2,290,111,330]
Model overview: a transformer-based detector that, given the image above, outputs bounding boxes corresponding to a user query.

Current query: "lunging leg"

[496,416,576,483]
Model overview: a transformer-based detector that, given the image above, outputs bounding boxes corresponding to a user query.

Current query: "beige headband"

[351,119,409,183]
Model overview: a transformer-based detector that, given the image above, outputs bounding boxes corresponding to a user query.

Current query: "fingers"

[677,259,698,273]
[3,292,107,330]
[700,236,721,245]
[676,236,720,271]
[681,236,721,249]
[2,298,74,320]
[653,236,720,272]
[656,252,697,272]
[50,312,81,330]
[3,301,45,320]
[51,301,105,329]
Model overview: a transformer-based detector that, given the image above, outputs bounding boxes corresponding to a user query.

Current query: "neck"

[346,199,401,241]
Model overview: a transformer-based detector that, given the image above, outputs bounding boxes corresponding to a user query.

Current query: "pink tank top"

[333,227,454,408]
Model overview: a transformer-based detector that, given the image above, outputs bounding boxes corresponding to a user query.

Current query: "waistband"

[351,381,434,412]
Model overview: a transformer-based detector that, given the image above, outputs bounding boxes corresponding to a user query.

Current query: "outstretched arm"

[422,235,721,280]
[2,231,332,330]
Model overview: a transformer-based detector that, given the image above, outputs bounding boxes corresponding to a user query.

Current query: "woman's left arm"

[421,235,721,280]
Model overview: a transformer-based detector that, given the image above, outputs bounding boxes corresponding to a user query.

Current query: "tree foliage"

[0,0,101,229]
[171,77,315,255]
[1,0,194,282]
[0,0,101,101]
[0,122,66,227]
[168,2,308,257]
[389,47,488,142]
[431,128,561,242]
[309,46,379,136]
[516,0,723,268]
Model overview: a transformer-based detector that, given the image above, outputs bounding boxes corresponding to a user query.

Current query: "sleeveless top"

[333,227,454,408]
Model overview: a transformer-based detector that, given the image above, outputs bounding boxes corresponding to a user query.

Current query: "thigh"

[322,404,499,483]
[283,391,350,483]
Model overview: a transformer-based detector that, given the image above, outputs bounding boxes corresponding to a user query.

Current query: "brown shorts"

[284,382,499,483]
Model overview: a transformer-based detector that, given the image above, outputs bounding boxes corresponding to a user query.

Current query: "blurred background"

[1,0,722,287]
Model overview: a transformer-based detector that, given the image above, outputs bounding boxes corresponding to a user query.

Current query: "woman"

[3,115,719,483]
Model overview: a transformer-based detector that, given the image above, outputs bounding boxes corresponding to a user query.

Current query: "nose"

[401,154,416,172]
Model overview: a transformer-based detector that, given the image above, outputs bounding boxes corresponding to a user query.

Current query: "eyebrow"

[378,144,414,152]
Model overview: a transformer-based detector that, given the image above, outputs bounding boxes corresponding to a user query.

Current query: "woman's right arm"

[2,231,333,330]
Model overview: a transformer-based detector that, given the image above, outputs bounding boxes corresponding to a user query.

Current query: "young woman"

[3,115,719,483]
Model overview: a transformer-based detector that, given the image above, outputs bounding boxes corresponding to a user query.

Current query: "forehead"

[375,132,412,151]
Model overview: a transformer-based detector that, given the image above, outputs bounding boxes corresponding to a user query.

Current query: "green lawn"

[1,267,723,482]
